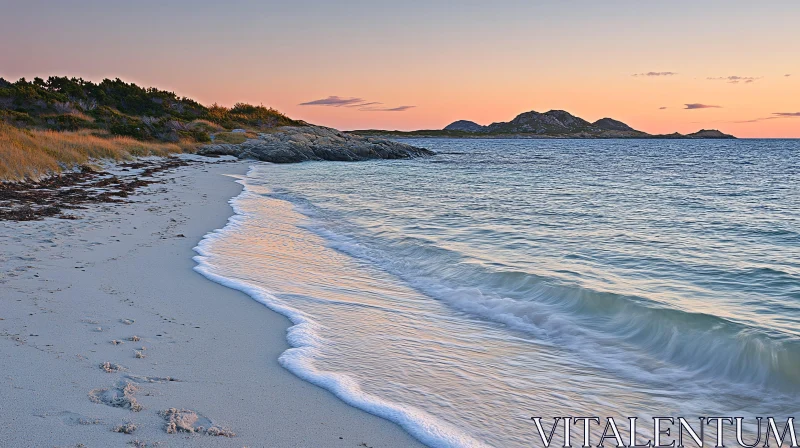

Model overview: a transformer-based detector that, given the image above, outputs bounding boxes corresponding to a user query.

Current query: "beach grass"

[0,122,191,182]
[213,131,259,145]
[188,119,226,134]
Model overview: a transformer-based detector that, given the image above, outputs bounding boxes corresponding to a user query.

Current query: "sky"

[1,0,799,137]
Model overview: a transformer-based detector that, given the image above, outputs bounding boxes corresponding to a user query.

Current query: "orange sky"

[2,1,799,137]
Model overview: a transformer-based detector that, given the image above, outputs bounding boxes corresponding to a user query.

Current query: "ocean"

[194,138,799,447]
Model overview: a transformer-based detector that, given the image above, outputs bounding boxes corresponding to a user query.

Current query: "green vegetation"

[0,76,306,180]
[0,76,302,143]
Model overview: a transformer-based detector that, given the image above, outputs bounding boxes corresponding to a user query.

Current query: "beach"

[0,156,425,447]
[2,2,797,446]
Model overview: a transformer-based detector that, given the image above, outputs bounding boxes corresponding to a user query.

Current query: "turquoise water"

[195,139,800,447]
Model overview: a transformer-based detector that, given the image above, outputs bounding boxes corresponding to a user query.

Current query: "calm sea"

[194,138,800,447]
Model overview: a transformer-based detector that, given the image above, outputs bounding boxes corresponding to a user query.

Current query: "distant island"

[351,109,735,139]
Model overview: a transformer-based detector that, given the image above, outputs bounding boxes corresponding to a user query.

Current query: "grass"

[212,130,259,144]
[187,119,225,133]
[41,110,95,122]
[0,122,190,182]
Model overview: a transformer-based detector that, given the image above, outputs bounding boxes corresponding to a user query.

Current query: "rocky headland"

[198,125,434,163]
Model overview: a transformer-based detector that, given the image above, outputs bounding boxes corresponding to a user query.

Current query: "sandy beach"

[0,157,425,447]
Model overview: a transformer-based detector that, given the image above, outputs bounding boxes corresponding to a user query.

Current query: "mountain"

[355,109,734,139]
[444,120,483,132]
[481,110,593,134]
[593,117,636,132]
[685,129,735,139]
[441,110,650,137]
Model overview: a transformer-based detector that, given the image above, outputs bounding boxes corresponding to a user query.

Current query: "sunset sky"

[2,0,799,137]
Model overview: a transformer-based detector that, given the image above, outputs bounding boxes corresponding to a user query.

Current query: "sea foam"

[193,172,486,448]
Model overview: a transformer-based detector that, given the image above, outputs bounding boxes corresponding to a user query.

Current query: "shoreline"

[0,157,425,447]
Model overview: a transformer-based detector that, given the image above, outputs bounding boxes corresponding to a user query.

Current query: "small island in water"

[353,109,735,139]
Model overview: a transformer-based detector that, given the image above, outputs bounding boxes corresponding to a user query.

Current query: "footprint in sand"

[31,410,104,427]
[99,362,126,373]
[125,374,179,384]
[88,381,142,412]
[112,422,137,434]
[159,408,234,437]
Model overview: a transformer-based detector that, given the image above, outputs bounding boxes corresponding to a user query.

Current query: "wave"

[287,195,800,396]
[192,175,488,448]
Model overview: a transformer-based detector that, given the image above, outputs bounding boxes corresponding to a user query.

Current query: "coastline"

[0,157,425,447]
[348,133,736,140]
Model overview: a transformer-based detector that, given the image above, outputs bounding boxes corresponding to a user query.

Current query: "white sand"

[0,157,425,447]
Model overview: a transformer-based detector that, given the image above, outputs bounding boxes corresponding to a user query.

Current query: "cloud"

[299,96,365,107]
[733,112,800,123]
[685,103,721,110]
[659,106,668,110]
[707,76,760,84]
[299,96,415,112]
[345,101,380,108]
[633,72,677,77]
[359,105,416,112]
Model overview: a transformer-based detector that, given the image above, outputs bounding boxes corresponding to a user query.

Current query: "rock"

[197,125,434,163]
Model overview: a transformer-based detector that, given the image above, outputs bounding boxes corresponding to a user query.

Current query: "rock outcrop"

[198,125,434,163]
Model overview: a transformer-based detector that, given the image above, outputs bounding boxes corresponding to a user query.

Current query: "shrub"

[0,76,300,145]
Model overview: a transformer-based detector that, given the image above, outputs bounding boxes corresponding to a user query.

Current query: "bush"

[0,76,300,144]
[1,110,36,126]
[180,129,211,143]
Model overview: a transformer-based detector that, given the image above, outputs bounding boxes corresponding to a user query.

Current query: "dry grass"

[41,110,96,122]
[213,131,258,144]
[188,119,225,133]
[0,123,193,182]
